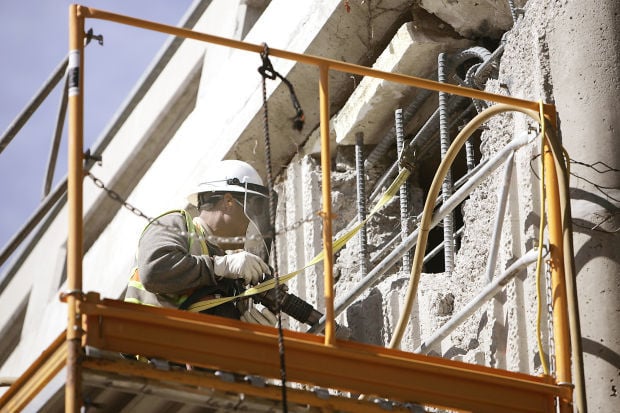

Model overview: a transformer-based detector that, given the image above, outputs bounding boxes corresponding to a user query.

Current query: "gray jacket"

[124,211,241,318]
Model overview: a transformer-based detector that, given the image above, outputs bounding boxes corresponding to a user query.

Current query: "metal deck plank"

[80,295,565,413]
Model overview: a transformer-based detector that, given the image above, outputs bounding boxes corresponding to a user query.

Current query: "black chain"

[87,171,316,242]
[258,43,304,132]
[87,172,152,221]
[259,43,288,412]
[86,172,257,245]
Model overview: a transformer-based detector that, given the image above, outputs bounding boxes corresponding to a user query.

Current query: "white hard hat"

[187,160,267,207]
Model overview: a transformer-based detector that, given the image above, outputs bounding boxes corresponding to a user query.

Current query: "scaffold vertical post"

[66,4,85,413]
[319,63,335,346]
[543,109,572,412]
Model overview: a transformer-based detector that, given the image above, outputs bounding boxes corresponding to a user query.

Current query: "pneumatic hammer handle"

[255,275,351,339]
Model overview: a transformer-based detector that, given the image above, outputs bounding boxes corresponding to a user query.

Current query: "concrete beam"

[216,0,414,177]
[420,0,526,39]
[332,22,471,146]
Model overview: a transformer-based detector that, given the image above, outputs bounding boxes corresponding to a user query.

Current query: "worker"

[124,159,277,326]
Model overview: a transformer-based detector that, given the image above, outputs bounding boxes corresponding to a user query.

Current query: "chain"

[274,209,322,236]
[544,258,556,377]
[87,171,316,242]
[86,172,258,245]
[259,42,288,412]
[87,172,154,221]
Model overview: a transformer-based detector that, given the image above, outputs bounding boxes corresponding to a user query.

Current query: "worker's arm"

[138,213,217,294]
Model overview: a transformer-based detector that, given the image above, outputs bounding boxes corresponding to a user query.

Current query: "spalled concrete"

[1,1,618,411]
[274,1,618,411]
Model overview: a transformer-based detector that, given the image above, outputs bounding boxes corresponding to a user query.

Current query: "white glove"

[213,251,269,285]
[240,301,278,326]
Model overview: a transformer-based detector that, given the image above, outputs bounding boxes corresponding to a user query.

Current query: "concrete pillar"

[546,0,620,410]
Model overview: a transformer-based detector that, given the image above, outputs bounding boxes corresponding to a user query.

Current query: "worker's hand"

[240,299,278,326]
[213,251,269,285]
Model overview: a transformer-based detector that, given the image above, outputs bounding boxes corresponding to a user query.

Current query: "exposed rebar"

[395,108,411,273]
[370,164,485,267]
[308,134,531,333]
[355,132,368,279]
[401,95,469,163]
[507,0,519,24]
[465,140,476,172]
[369,97,473,202]
[438,52,455,273]
[473,44,505,88]
[365,88,433,170]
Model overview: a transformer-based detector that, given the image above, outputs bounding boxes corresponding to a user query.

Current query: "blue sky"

[0,1,194,275]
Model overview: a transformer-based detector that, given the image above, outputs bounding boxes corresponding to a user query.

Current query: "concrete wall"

[1,0,617,411]
[545,1,619,408]
[273,0,618,411]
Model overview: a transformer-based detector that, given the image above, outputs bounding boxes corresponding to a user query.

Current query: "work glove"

[213,251,269,285]
[240,298,278,326]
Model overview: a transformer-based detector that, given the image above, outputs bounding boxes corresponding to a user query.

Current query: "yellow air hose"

[535,100,549,375]
[390,102,558,347]
[388,103,541,348]
[388,101,585,411]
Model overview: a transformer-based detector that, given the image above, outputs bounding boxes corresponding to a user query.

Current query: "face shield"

[198,178,277,262]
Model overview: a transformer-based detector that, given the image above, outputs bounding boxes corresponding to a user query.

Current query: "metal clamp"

[59,289,85,302]
[85,28,104,46]
[398,143,417,173]
[84,149,103,165]
[244,375,266,388]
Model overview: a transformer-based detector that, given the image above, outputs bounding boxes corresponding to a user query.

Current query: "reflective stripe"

[192,217,209,255]
[175,295,189,306]
[126,209,209,309]
[127,280,145,291]
[124,297,155,306]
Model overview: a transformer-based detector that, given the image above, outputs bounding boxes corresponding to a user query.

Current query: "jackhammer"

[253,272,351,339]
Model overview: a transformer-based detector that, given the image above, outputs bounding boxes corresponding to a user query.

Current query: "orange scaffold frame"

[1,4,576,413]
